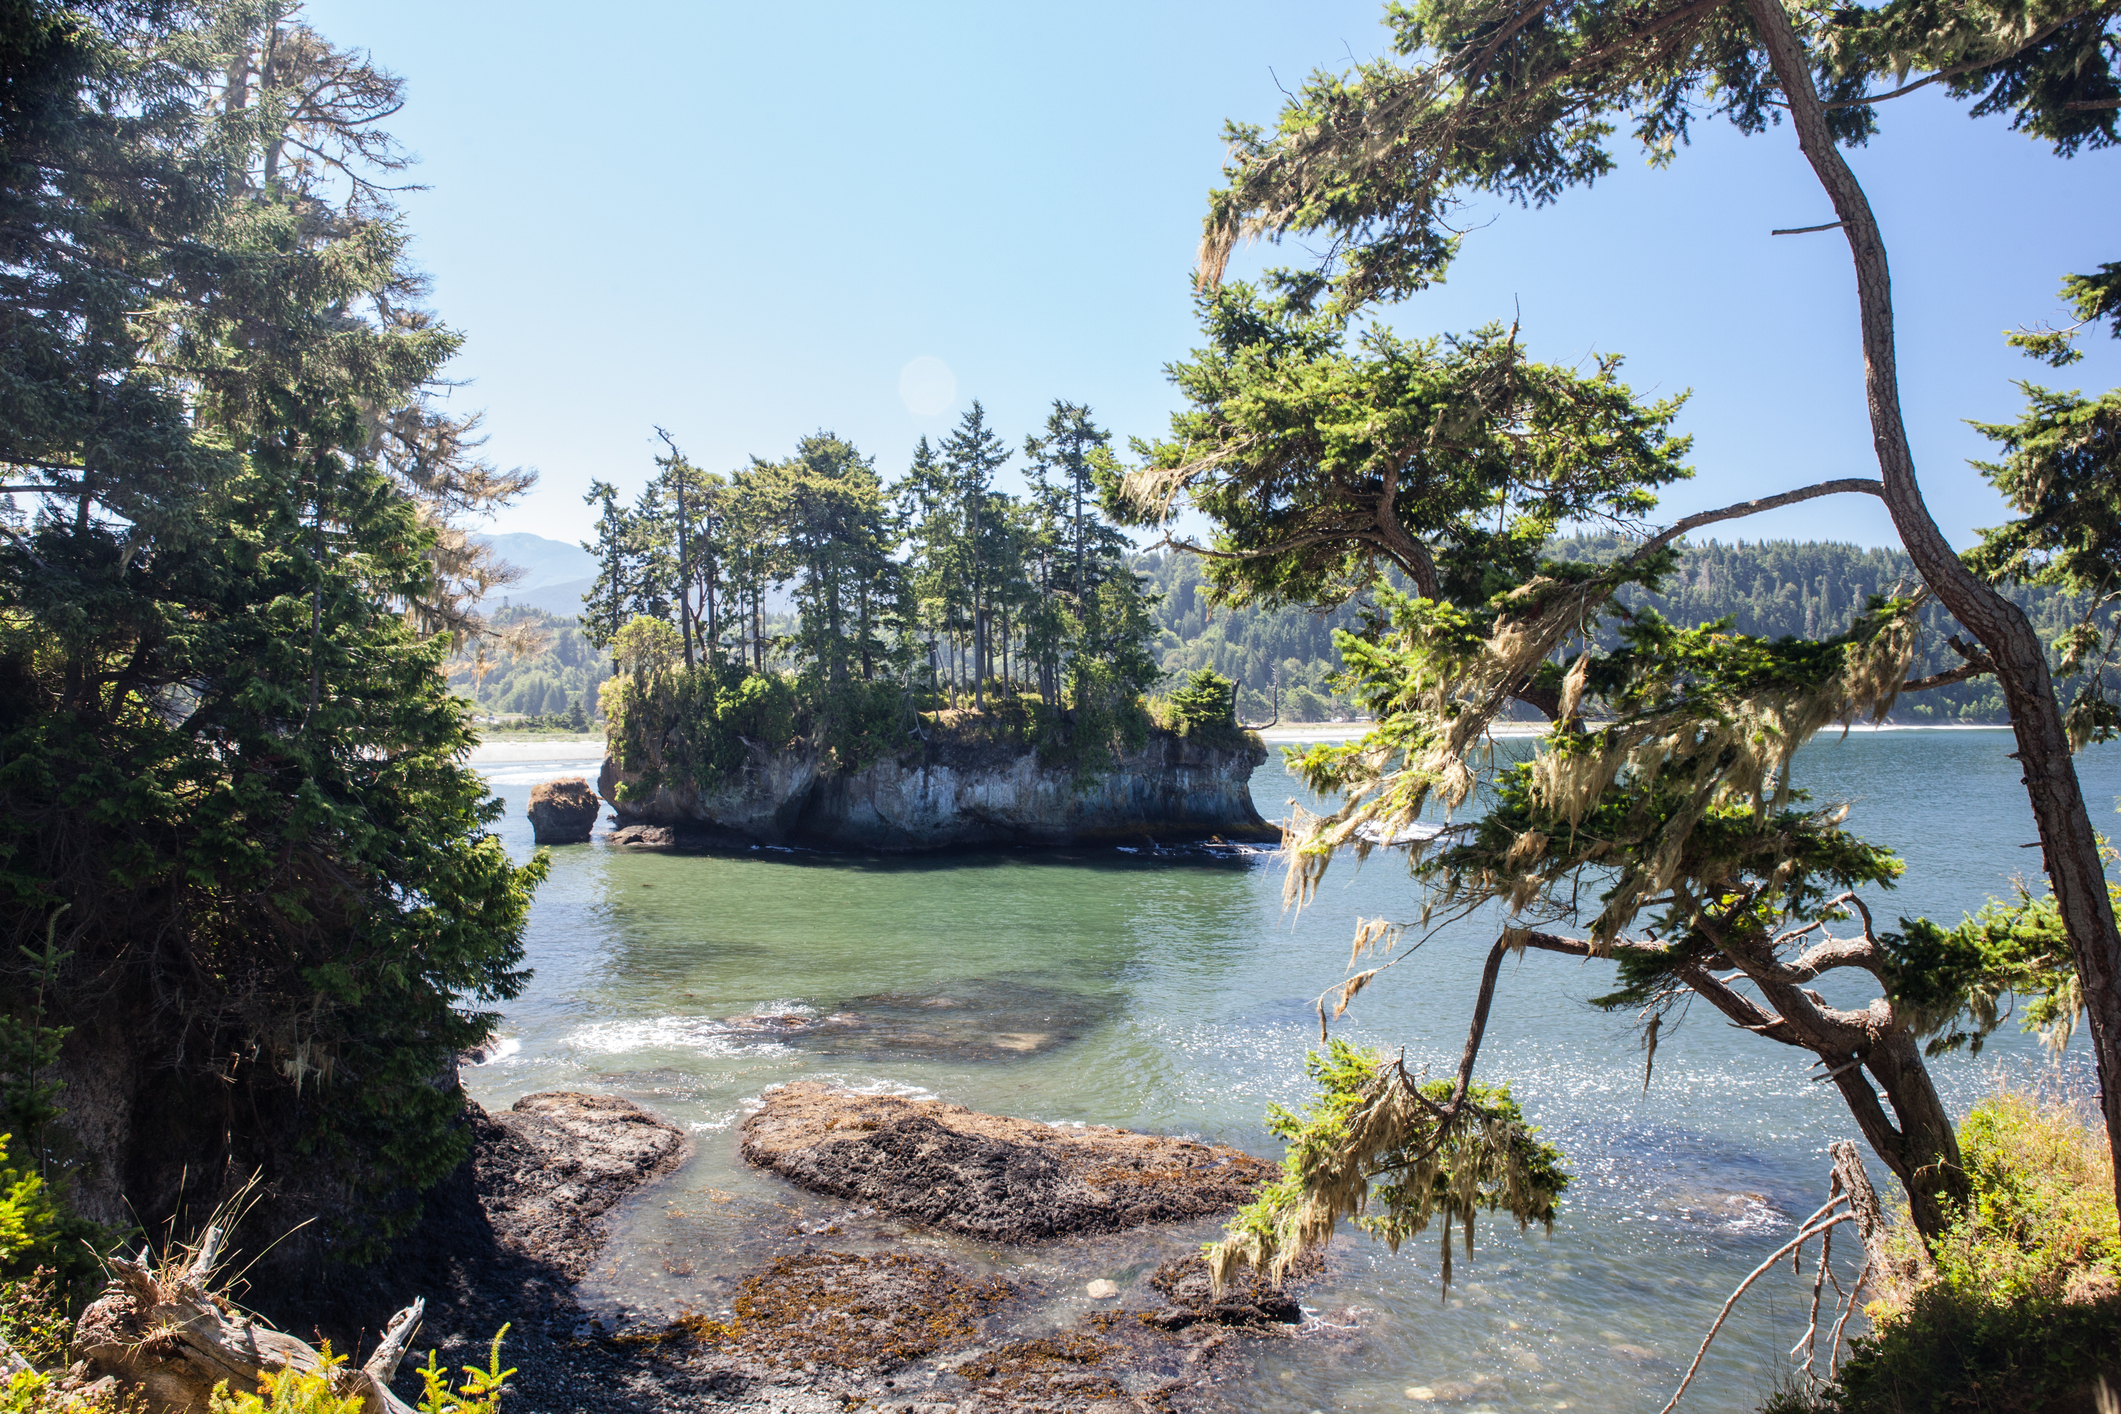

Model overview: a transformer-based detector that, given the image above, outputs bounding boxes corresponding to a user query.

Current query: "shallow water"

[468,729,2112,1413]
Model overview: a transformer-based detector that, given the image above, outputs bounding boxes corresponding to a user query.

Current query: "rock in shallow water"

[527,776,602,844]
[474,1092,689,1279]
[1143,1250,1313,1329]
[604,822,676,847]
[739,1082,1277,1243]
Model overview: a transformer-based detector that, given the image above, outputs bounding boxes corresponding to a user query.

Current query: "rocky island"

[596,718,1276,851]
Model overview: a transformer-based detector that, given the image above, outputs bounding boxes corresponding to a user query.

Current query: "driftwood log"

[70,1225,426,1413]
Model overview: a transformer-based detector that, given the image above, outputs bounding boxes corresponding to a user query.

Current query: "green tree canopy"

[1,0,543,1258]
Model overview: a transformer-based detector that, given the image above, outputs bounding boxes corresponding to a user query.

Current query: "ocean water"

[467,729,2113,1413]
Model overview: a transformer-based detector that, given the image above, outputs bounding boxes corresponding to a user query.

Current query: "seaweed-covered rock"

[740,1082,1275,1243]
[473,1092,688,1279]
[527,777,602,844]
[1142,1250,1314,1329]
[679,1251,1015,1375]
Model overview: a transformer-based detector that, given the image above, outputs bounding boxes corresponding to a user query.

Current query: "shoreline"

[465,735,606,764]
[464,719,2022,768]
[1255,720,2019,746]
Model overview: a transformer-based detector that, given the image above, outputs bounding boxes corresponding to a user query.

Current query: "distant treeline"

[456,537,2105,727]
[446,608,613,719]
[1136,551,1381,723]
[1136,537,2109,725]
[1554,534,2110,725]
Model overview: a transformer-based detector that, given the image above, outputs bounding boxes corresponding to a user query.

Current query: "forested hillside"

[1125,538,2111,724]
[1552,535,2113,724]
[469,535,2108,727]
[447,607,611,721]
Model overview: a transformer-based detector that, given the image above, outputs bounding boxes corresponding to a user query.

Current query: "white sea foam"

[839,1076,940,1100]
[563,1016,793,1058]
[466,1036,522,1065]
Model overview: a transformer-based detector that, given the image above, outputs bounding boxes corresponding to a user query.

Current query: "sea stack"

[527,776,602,844]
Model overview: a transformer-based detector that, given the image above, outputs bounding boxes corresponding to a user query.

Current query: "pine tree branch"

[1627,479,1884,564]
[1820,14,2082,109]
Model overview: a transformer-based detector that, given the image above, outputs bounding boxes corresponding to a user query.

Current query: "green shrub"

[1782,1091,2118,1413]
[415,1325,513,1414]
[0,1270,69,1370]
[204,1327,512,1414]
[1161,669,1239,735]
[603,660,800,797]
[209,1351,366,1414]
[0,1139,87,1290]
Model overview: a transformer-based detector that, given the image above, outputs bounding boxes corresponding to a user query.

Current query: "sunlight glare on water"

[468,729,2112,1413]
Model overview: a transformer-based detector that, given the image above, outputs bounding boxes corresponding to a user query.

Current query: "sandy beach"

[465,735,607,764]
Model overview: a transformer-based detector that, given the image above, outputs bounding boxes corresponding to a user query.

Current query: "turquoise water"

[468,729,2112,1413]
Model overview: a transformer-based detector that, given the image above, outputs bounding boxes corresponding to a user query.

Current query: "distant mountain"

[476,533,597,618]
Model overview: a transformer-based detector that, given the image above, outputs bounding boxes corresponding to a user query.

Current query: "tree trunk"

[72,1233,425,1413]
[675,470,695,671]
[1745,0,2121,1207]
[1825,1029,1969,1240]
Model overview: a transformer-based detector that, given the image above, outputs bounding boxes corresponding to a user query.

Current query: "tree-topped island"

[581,407,1280,850]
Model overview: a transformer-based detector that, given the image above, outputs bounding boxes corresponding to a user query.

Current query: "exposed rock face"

[527,776,602,844]
[472,1092,688,1279]
[600,727,1275,851]
[740,1082,1277,1243]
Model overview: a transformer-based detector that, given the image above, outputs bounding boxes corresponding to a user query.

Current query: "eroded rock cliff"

[598,725,1275,851]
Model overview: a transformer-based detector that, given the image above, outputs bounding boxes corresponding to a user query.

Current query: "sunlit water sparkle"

[467,730,2111,1413]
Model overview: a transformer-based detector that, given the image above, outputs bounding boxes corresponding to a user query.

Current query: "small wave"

[563,1016,794,1058]
[464,1036,523,1065]
[688,1113,737,1133]
[1668,1191,1784,1234]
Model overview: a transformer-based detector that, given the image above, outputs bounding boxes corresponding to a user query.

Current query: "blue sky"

[306,0,2120,553]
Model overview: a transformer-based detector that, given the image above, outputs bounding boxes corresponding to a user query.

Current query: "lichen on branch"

[1207,1040,1568,1294]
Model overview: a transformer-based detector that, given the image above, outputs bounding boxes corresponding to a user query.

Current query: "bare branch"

[1768,935,1879,982]
[1628,480,1884,565]
[1660,1207,1853,1414]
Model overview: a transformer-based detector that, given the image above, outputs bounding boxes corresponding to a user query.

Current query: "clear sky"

[304,0,2120,553]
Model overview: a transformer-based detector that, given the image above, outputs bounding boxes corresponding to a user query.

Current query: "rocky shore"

[739,1082,1278,1242]
[208,1085,1319,1414]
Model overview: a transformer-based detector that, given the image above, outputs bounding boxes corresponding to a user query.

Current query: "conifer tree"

[0,0,544,1258]
[1141,0,2121,1245]
[940,403,1013,708]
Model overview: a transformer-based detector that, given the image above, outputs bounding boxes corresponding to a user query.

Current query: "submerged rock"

[601,724,1278,852]
[527,776,602,844]
[674,1250,1016,1374]
[739,1082,1276,1243]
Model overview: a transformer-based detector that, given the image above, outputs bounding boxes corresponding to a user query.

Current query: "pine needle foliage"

[1276,556,1988,1238]
[1208,1040,1567,1294]
[1881,875,2097,1057]
[1,1,545,1255]
[1154,668,1253,748]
